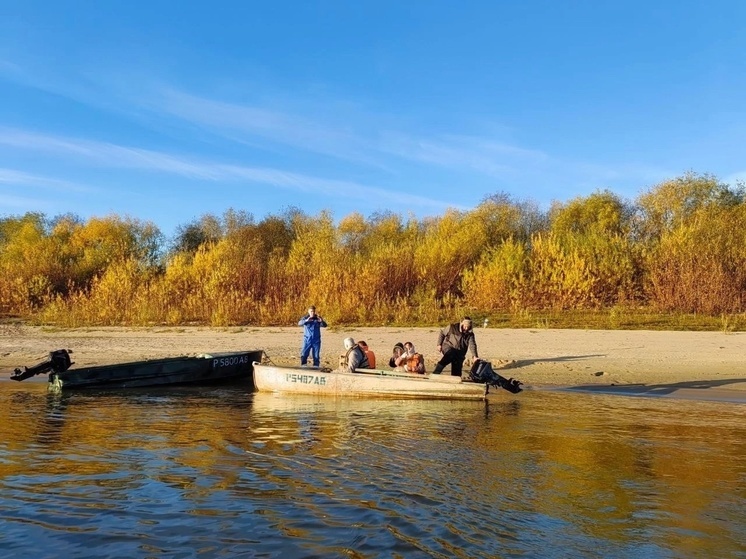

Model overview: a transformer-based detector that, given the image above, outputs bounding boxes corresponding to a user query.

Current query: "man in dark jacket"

[432,317,479,376]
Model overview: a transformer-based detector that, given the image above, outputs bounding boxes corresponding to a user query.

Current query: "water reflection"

[0,382,744,558]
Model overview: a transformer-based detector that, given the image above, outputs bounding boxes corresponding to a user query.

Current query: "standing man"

[432,317,479,376]
[298,305,327,367]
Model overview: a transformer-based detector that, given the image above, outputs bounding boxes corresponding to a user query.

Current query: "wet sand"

[1,324,745,402]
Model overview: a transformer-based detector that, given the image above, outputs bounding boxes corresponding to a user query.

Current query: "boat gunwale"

[252,362,490,400]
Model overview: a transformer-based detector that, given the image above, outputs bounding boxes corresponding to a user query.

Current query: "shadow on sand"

[560,378,746,403]
[510,354,607,368]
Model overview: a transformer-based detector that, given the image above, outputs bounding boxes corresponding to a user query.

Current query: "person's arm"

[319,317,327,327]
[436,326,447,352]
[298,315,309,326]
[468,334,479,359]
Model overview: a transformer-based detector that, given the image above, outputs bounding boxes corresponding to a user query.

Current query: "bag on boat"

[469,360,523,394]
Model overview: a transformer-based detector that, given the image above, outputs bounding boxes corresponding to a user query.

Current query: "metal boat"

[11,349,264,391]
[252,360,522,400]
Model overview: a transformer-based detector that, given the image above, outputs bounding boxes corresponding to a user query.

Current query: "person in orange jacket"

[358,340,376,369]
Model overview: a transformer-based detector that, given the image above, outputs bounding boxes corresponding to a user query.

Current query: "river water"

[0,380,744,558]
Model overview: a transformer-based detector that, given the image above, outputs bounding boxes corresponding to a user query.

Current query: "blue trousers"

[301,339,321,366]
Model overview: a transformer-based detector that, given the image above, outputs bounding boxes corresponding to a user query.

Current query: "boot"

[432,363,444,375]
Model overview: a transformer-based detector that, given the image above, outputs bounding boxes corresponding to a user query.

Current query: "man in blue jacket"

[298,305,327,367]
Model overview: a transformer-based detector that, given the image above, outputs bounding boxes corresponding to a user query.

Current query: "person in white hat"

[342,337,370,373]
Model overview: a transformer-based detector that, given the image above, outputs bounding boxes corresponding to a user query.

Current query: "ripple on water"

[0,384,744,558]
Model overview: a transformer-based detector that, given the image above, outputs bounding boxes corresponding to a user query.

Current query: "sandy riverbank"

[2,323,745,395]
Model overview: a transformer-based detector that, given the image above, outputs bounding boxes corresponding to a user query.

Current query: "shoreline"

[2,325,745,401]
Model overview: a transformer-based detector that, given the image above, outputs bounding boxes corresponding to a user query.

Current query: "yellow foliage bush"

[3,174,746,327]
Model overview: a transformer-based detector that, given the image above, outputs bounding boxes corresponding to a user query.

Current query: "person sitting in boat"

[343,337,370,373]
[388,342,405,368]
[396,341,426,374]
[358,340,376,369]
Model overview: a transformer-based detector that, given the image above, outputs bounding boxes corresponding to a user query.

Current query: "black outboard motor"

[469,360,523,394]
[11,349,74,381]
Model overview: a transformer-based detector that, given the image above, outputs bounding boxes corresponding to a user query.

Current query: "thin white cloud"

[145,87,567,190]
[217,163,462,210]
[147,88,384,167]
[0,167,95,193]
[145,87,661,190]
[0,60,670,196]
[0,192,51,210]
[377,132,549,178]
[147,88,538,177]
[0,128,463,212]
[0,128,226,180]
[0,59,21,73]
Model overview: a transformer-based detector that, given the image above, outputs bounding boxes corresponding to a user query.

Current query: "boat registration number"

[286,373,327,385]
[214,355,250,367]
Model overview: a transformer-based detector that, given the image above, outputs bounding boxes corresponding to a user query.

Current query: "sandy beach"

[2,324,745,401]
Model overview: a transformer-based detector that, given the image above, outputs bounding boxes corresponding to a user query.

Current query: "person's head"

[460,317,473,332]
[392,342,404,358]
[343,337,356,350]
[308,305,316,316]
[358,340,368,349]
[404,341,414,352]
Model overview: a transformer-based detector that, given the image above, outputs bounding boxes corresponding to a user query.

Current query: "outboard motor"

[10,349,74,381]
[469,360,523,394]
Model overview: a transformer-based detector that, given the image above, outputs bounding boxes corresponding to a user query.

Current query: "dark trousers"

[432,348,466,376]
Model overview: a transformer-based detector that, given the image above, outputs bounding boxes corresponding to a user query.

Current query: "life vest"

[364,349,376,369]
[406,353,425,373]
[343,346,370,370]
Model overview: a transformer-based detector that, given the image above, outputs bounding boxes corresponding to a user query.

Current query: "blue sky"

[1,1,745,236]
